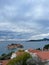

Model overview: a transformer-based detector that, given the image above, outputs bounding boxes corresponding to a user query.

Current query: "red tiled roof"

[36,51,49,60]
[0,60,9,65]
[28,49,40,53]
[28,49,49,60]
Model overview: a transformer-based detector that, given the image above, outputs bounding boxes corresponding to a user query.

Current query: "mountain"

[27,38,49,42]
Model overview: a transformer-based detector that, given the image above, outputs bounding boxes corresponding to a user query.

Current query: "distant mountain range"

[28,38,49,42]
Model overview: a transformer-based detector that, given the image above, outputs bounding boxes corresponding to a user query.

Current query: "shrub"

[7,52,32,65]
[18,49,25,52]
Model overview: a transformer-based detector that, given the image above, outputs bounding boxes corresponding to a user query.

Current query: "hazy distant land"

[27,38,49,42]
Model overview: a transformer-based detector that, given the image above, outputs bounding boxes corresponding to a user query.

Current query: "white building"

[11,53,16,59]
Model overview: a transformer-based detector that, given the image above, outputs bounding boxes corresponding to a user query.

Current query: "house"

[28,49,49,65]
[11,51,25,59]
[11,53,16,59]
[28,49,49,61]
[0,60,9,65]
[11,49,49,65]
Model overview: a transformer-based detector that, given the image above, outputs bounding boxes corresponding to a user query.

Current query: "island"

[7,43,23,49]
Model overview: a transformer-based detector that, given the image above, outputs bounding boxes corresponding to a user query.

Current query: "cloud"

[30,33,49,40]
[0,0,49,40]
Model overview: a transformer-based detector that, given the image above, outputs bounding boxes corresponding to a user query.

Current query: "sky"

[0,0,49,40]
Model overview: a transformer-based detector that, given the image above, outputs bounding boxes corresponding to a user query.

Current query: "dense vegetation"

[7,52,32,65]
[36,44,49,50]
[36,48,41,50]
[43,44,49,50]
[0,51,14,60]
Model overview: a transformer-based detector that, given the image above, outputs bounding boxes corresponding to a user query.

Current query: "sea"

[0,41,49,55]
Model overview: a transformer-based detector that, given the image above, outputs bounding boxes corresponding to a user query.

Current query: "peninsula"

[27,38,49,42]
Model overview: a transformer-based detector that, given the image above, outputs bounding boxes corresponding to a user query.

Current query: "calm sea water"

[0,41,49,55]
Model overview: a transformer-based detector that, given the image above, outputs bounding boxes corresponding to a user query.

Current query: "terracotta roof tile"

[36,51,49,60]
[0,60,9,65]
[28,49,40,53]
[28,49,49,60]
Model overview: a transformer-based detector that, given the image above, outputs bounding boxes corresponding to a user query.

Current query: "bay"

[0,41,49,55]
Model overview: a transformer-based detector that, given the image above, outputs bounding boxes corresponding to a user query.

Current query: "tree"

[7,52,32,65]
[0,51,14,60]
[36,48,41,50]
[43,44,49,50]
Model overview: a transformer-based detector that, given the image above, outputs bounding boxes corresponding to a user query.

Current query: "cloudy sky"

[0,0,49,40]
